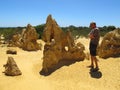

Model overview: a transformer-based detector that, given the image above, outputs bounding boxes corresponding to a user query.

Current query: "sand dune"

[0,38,120,90]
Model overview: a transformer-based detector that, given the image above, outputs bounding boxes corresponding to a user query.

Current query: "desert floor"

[0,38,120,90]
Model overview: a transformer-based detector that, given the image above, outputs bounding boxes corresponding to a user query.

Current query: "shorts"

[89,42,98,56]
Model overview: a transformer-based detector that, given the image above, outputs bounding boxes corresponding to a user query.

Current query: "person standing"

[88,22,100,71]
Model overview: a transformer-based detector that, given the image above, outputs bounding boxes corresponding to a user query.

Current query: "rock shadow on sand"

[40,60,81,76]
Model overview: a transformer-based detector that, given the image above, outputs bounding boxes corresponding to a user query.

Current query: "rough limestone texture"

[9,33,22,47]
[42,14,65,45]
[41,15,85,74]
[3,57,22,76]
[9,24,41,51]
[21,24,40,51]
[98,29,120,58]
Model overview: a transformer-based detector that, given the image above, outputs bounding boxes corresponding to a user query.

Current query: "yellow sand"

[0,38,120,90]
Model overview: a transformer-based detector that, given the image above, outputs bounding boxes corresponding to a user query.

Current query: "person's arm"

[88,30,95,39]
[89,34,94,39]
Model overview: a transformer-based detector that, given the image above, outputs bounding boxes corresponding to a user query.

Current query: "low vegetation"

[0,24,117,41]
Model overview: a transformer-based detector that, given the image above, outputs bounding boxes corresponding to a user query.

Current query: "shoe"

[92,67,99,72]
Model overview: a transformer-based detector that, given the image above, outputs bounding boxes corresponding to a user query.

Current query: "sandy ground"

[0,38,120,90]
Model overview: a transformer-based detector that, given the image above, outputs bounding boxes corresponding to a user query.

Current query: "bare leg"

[89,56,99,72]
[92,56,99,72]
[87,56,94,68]
[93,56,99,68]
[91,56,94,67]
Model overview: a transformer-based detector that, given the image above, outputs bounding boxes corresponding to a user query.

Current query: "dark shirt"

[89,28,100,45]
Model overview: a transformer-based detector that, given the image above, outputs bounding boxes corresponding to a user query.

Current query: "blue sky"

[0,0,120,27]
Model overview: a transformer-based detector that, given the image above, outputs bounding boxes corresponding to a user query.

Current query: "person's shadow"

[89,68,102,79]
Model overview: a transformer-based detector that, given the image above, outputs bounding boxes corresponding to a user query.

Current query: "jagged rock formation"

[42,14,65,44]
[21,24,40,51]
[98,29,120,58]
[9,33,21,47]
[3,57,22,76]
[9,24,41,51]
[41,15,85,74]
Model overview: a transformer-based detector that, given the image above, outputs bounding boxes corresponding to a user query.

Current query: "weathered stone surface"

[21,24,40,51]
[3,57,22,76]
[9,33,22,47]
[6,49,17,54]
[42,44,62,73]
[98,29,120,58]
[9,24,41,51]
[41,15,85,75]
[42,14,65,44]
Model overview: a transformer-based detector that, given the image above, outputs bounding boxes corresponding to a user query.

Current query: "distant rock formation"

[98,29,120,58]
[0,35,1,44]
[3,57,22,76]
[9,24,41,51]
[0,34,5,44]
[41,15,85,75]
[9,33,21,47]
